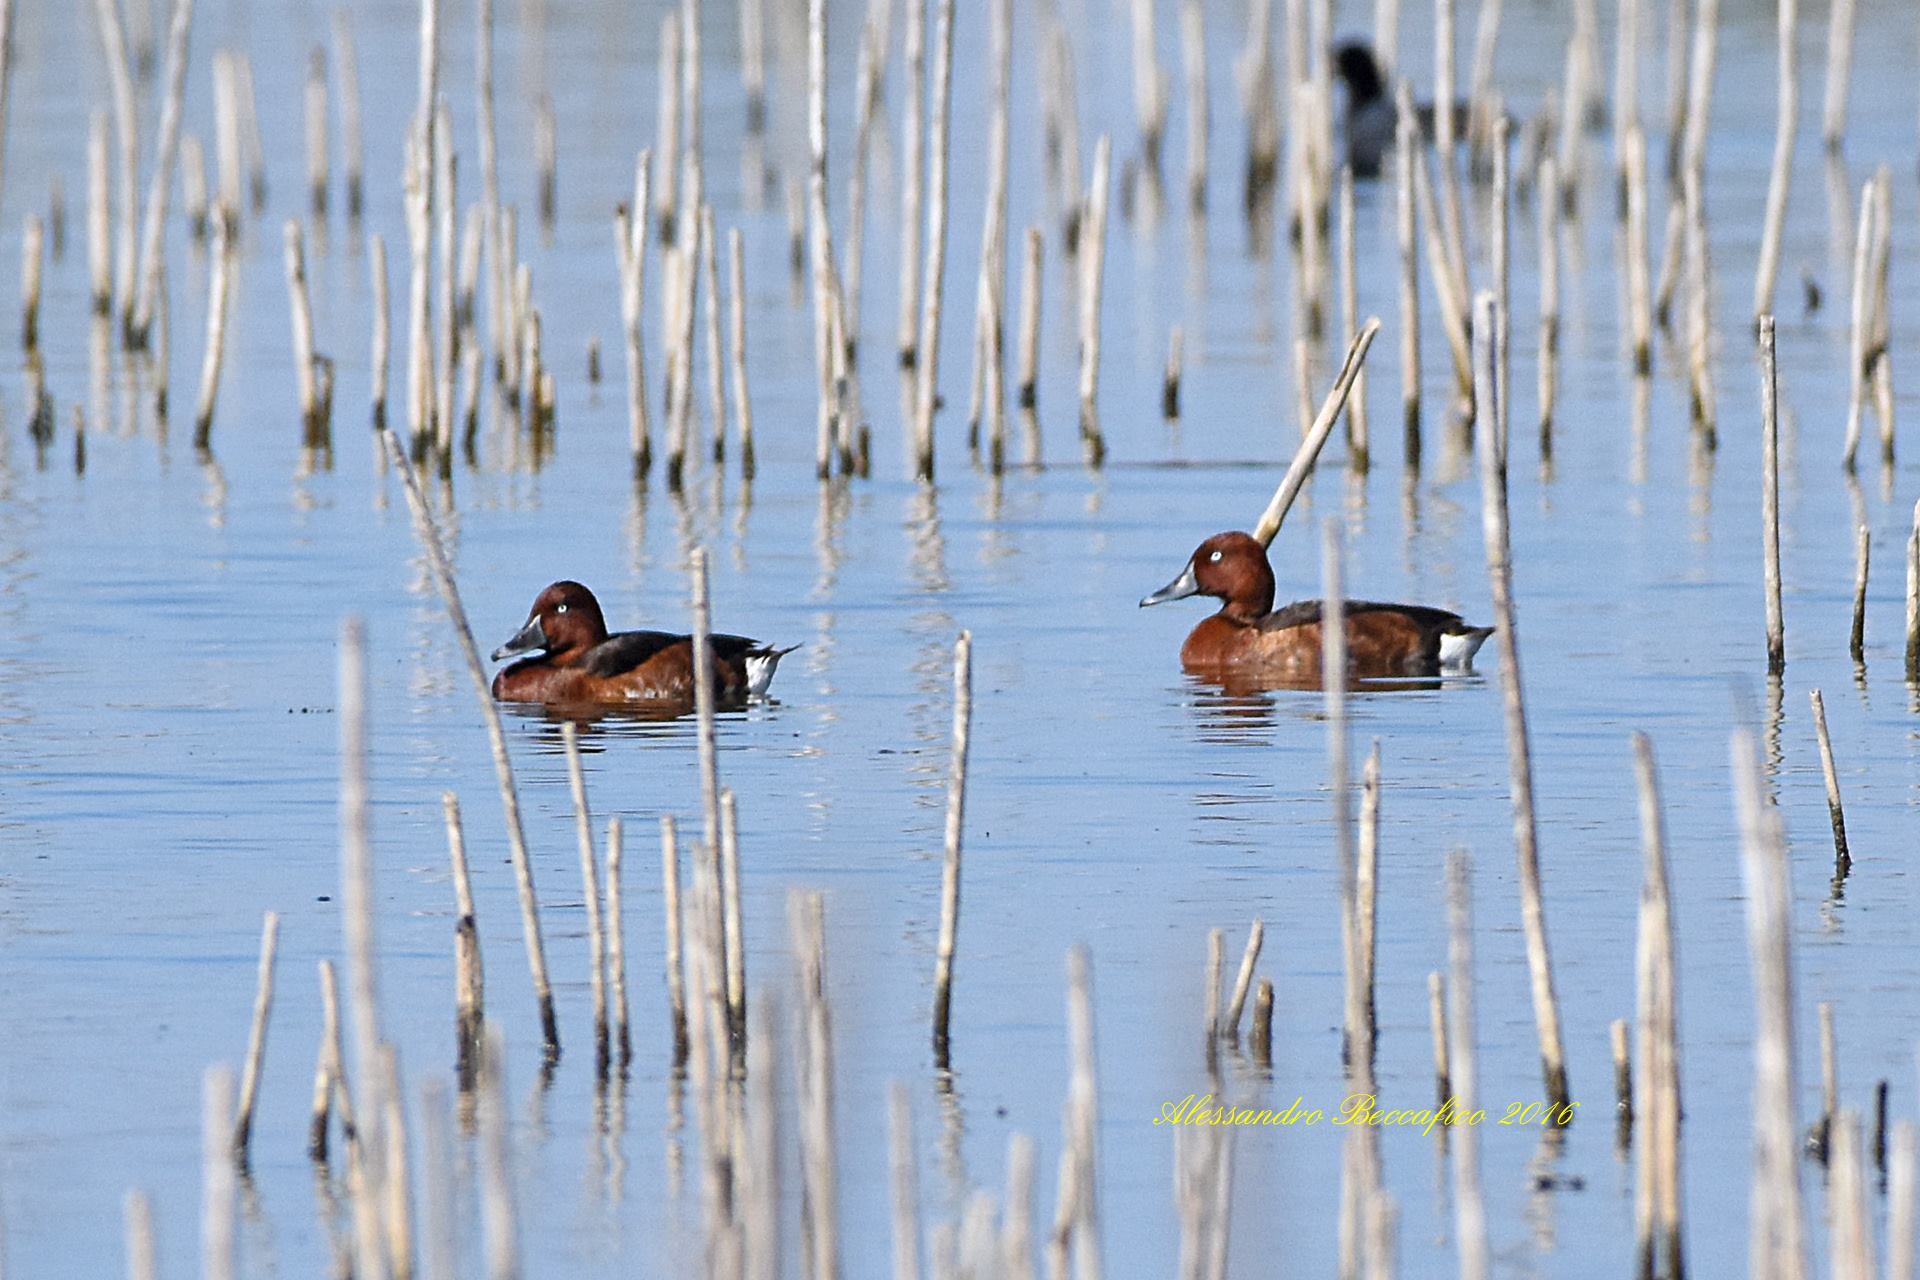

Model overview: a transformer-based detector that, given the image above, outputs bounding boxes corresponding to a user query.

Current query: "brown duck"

[491,580,797,706]
[1141,531,1493,679]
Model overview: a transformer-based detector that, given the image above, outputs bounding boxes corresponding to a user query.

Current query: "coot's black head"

[1333,42,1387,105]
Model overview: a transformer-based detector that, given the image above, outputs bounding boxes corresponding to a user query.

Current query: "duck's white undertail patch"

[1438,627,1494,669]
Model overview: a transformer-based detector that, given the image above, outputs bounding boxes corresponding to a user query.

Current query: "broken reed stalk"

[18,212,39,348]
[534,94,556,228]
[442,792,484,1074]
[1678,0,1719,183]
[128,0,192,345]
[719,790,746,1052]
[791,891,841,1280]
[1831,1112,1873,1279]
[1471,290,1570,1112]
[727,227,754,478]
[932,630,973,1062]
[968,0,1011,461]
[889,1082,920,1280]
[332,13,364,217]
[666,208,701,482]
[1076,136,1113,462]
[1130,0,1169,168]
[1731,724,1809,1276]
[1406,101,1472,397]
[1203,928,1224,1047]
[842,20,880,378]
[201,1065,238,1280]
[1892,1124,1917,1280]
[1537,156,1559,443]
[369,233,391,426]
[236,55,267,211]
[1624,125,1652,374]
[806,0,838,480]
[1357,743,1380,1032]
[124,1190,157,1280]
[1337,168,1367,469]
[403,132,435,452]
[1491,116,1510,458]
[1324,522,1368,1076]
[1251,318,1381,547]
[308,960,348,1161]
[182,136,208,239]
[192,225,234,450]
[617,152,653,476]
[1908,500,1920,680]
[337,617,382,1113]
[1182,0,1208,212]
[305,48,328,216]
[433,102,456,459]
[1444,851,1489,1280]
[604,816,630,1069]
[1753,0,1797,323]
[383,431,560,1059]
[285,221,324,437]
[1396,106,1420,462]
[1611,1019,1632,1130]
[1055,946,1104,1279]
[1760,316,1785,673]
[418,1078,455,1280]
[1851,526,1869,662]
[87,112,109,313]
[212,54,241,227]
[1250,978,1274,1063]
[1162,327,1183,419]
[230,910,280,1162]
[563,723,611,1076]
[660,815,689,1064]
[1428,971,1450,1106]
[911,0,959,475]
[700,206,726,460]
[1822,0,1856,151]
[1222,920,1265,1038]
[1808,690,1851,879]
[92,0,137,330]
[1842,178,1876,471]
[476,1029,521,1278]
[1869,173,1893,464]
[742,994,779,1280]
[1816,1002,1838,1161]
[336,616,393,1277]
[897,0,926,366]
[1683,169,1714,441]
[1630,732,1686,1278]
[689,548,723,860]
[1432,0,1470,319]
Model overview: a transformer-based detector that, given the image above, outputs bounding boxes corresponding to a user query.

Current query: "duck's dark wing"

[577,630,689,676]
[710,632,785,662]
[1260,600,1469,633]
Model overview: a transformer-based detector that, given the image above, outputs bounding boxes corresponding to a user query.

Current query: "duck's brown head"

[492,580,611,663]
[1140,531,1277,620]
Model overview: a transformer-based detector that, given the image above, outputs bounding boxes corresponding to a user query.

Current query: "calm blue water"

[2,0,1920,1275]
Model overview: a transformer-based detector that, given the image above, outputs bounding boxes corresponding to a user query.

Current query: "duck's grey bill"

[1140,561,1201,608]
[491,616,548,661]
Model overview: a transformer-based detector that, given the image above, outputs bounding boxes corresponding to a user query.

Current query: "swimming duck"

[1141,531,1493,678]
[491,580,796,705]
[1333,41,1469,179]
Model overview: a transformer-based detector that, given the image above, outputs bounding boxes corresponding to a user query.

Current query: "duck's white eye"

[556,603,569,613]
[1208,550,1223,563]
